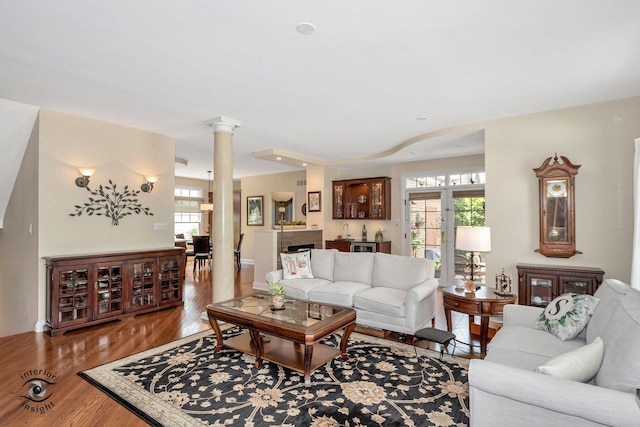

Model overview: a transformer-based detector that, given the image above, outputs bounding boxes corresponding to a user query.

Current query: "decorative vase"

[464,280,477,293]
[271,294,285,309]
[375,230,384,242]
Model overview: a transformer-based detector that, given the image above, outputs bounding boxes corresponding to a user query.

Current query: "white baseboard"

[34,319,46,333]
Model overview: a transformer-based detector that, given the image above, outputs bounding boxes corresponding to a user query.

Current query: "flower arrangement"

[268,280,286,296]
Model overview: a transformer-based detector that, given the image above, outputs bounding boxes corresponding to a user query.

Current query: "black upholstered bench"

[413,327,456,360]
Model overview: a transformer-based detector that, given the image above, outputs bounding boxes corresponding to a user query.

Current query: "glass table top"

[220,294,347,327]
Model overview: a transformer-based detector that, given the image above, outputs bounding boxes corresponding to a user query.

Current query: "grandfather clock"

[533,154,582,258]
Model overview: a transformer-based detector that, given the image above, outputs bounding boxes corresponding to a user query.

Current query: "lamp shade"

[456,226,491,252]
[271,191,294,203]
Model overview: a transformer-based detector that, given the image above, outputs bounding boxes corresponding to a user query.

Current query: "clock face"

[546,180,567,197]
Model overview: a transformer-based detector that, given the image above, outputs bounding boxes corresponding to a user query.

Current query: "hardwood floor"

[0,262,483,426]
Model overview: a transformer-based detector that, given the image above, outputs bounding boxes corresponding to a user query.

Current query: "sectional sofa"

[469,279,640,426]
[256,248,439,336]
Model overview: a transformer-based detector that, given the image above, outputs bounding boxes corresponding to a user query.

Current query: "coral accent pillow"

[534,293,600,341]
[280,251,314,280]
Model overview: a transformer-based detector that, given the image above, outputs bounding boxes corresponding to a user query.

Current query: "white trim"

[631,138,640,289]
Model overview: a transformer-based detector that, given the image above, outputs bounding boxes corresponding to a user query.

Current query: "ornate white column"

[206,116,241,303]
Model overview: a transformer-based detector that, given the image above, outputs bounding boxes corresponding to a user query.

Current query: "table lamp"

[455,226,491,290]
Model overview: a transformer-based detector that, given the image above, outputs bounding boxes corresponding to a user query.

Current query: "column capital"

[205,116,242,133]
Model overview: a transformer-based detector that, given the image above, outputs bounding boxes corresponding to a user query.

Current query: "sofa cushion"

[586,279,634,344]
[353,287,407,318]
[593,279,633,300]
[484,346,556,371]
[280,278,331,300]
[594,291,640,393]
[536,336,604,383]
[281,251,314,279]
[371,253,434,290]
[487,325,586,361]
[310,249,337,281]
[534,293,600,341]
[333,252,374,285]
[308,281,370,307]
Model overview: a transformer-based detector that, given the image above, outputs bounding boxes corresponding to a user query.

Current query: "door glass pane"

[409,192,442,279]
[453,193,486,282]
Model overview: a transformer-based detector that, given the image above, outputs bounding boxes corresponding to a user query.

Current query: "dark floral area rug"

[80,326,469,426]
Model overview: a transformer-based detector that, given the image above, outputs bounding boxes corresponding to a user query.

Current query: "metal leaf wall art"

[70,179,154,226]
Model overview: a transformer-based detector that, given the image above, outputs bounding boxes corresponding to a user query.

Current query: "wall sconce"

[75,168,95,188]
[141,176,158,193]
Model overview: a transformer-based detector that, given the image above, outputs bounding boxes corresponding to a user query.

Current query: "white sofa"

[469,279,640,427]
[257,249,439,335]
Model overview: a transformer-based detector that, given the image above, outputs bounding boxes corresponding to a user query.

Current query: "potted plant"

[268,280,286,309]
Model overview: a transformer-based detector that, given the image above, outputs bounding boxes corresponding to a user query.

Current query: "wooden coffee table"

[206,293,356,385]
[442,285,516,357]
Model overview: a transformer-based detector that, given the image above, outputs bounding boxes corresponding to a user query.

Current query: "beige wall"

[0,117,39,337]
[35,109,176,330]
[240,170,307,261]
[484,97,640,284]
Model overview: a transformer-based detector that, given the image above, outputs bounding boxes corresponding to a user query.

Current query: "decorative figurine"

[495,268,513,296]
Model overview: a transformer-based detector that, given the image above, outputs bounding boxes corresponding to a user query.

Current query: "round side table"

[442,285,516,357]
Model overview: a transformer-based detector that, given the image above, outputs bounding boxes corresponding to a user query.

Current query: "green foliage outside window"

[454,197,485,227]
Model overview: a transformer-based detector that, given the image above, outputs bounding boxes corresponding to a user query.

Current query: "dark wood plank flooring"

[0,262,484,426]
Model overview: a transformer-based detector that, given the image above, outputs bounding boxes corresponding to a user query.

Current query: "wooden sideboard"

[45,248,185,336]
[516,263,604,307]
[325,240,391,254]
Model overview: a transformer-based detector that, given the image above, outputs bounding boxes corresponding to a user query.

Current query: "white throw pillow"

[280,251,314,280]
[534,293,600,341]
[536,337,604,383]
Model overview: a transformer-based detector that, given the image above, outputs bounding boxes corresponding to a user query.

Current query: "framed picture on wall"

[308,191,321,212]
[247,196,264,226]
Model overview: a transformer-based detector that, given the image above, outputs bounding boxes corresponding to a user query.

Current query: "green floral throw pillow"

[534,293,600,341]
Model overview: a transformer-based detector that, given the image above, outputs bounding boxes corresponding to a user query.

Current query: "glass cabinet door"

[529,276,554,307]
[159,256,181,304]
[561,277,590,295]
[371,181,383,218]
[57,267,90,326]
[130,259,157,311]
[333,183,345,219]
[95,263,124,319]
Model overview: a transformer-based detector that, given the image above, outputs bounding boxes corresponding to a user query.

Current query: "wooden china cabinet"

[45,248,184,336]
[332,177,391,220]
[517,263,604,307]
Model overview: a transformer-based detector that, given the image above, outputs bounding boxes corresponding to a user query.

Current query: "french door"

[406,188,485,285]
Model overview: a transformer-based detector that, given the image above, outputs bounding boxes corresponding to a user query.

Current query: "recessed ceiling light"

[416,116,428,121]
[276,157,282,161]
[296,22,315,35]
[302,163,308,166]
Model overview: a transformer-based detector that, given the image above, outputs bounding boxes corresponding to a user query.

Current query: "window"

[175,186,204,238]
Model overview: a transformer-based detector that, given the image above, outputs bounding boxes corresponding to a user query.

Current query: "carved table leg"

[340,322,356,360]
[304,343,314,386]
[209,318,224,353]
[249,329,264,368]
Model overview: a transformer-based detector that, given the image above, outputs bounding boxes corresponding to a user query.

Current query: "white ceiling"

[1,1,639,181]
